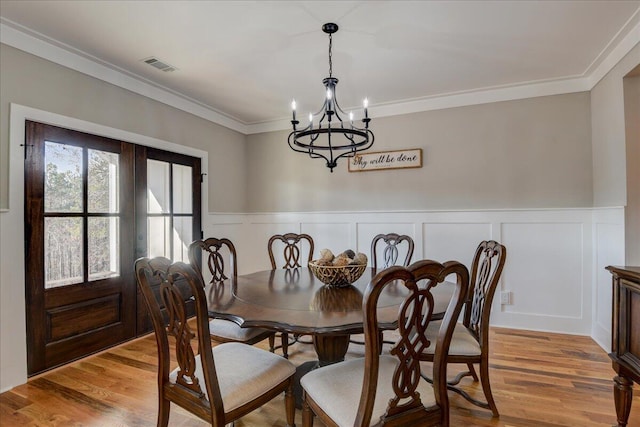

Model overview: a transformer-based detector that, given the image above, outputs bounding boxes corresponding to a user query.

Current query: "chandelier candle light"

[288,23,374,172]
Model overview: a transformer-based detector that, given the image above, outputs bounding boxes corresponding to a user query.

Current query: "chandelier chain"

[328,33,333,78]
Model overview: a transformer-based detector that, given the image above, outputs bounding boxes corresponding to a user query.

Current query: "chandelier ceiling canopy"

[288,23,374,172]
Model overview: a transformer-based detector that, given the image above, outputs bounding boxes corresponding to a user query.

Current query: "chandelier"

[288,23,374,172]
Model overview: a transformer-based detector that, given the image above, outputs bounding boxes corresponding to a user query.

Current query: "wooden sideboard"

[606,266,640,427]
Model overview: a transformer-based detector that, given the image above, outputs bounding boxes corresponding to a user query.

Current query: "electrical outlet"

[500,291,512,305]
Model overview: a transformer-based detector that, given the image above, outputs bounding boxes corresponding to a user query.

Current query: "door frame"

[3,103,208,388]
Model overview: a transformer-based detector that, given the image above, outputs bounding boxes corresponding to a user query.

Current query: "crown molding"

[245,76,590,134]
[0,20,249,134]
[2,12,639,136]
[586,13,640,88]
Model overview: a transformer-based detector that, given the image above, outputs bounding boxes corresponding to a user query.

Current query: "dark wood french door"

[25,121,136,375]
[134,145,202,334]
[25,121,201,375]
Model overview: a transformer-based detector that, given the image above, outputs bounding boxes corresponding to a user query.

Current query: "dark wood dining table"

[205,267,454,367]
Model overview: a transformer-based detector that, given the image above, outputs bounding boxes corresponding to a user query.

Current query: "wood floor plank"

[1,327,639,426]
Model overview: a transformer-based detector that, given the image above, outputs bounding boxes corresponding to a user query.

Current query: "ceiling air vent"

[142,57,177,72]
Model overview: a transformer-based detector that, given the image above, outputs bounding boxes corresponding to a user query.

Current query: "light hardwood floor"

[1,327,638,426]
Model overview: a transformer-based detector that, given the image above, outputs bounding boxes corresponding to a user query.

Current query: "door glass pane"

[173,165,192,214]
[148,217,170,258]
[45,141,82,213]
[147,160,170,213]
[88,150,119,213]
[44,217,83,288]
[173,217,192,262]
[88,217,120,280]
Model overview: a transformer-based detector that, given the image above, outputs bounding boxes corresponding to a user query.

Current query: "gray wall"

[591,43,640,208]
[246,93,593,212]
[0,43,247,213]
[624,73,640,265]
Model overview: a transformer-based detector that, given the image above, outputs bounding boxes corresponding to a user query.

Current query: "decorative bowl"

[308,261,367,287]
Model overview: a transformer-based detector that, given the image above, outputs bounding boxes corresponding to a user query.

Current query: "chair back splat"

[268,233,315,270]
[188,237,237,284]
[370,233,415,269]
[466,240,507,341]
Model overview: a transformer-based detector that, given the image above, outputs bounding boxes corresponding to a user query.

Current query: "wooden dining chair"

[188,238,276,350]
[420,240,507,417]
[301,259,469,427]
[351,232,415,349]
[268,233,315,270]
[370,233,415,270]
[267,233,315,358]
[135,257,296,427]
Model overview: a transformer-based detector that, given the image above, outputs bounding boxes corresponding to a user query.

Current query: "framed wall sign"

[348,148,423,172]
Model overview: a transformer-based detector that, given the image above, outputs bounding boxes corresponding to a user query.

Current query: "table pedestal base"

[314,334,351,366]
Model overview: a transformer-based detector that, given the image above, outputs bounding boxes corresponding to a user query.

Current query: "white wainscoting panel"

[591,208,625,351]
[422,222,492,267]
[205,207,624,340]
[422,222,493,287]
[491,210,594,334]
[206,219,245,255]
[501,222,584,318]
[302,222,351,261]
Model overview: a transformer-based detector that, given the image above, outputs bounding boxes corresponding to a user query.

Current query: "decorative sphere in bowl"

[308,261,367,287]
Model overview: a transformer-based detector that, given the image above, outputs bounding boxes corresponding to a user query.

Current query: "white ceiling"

[1,1,639,134]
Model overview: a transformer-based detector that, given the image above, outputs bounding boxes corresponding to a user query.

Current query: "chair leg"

[285,381,296,427]
[281,333,289,359]
[479,358,499,417]
[157,396,170,427]
[302,396,314,427]
[269,334,276,353]
[422,362,498,417]
[468,362,479,381]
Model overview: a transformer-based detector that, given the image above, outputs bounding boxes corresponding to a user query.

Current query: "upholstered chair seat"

[301,356,437,427]
[169,342,296,413]
[424,321,481,356]
[207,318,272,342]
